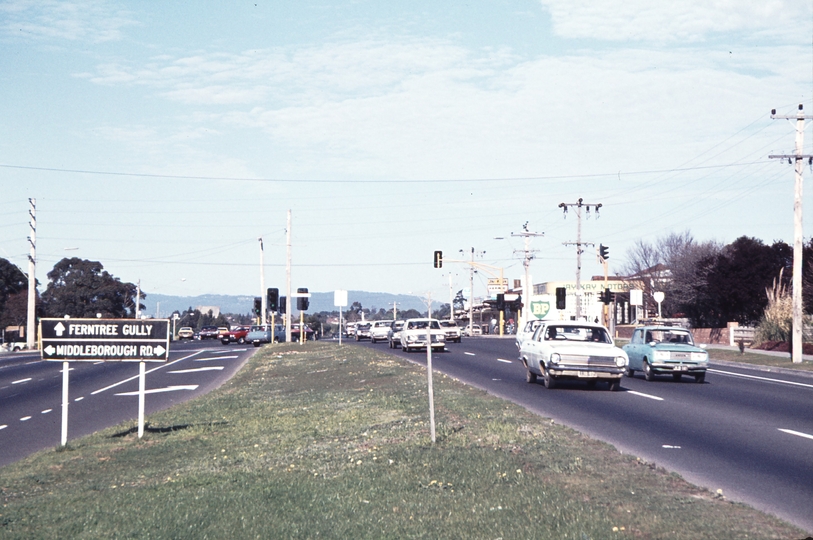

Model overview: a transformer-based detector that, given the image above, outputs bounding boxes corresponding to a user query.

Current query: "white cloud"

[538,0,803,43]
[0,0,135,43]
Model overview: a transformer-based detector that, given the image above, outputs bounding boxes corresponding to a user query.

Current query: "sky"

[2,0,813,307]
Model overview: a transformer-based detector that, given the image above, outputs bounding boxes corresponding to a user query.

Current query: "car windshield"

[543,325,611,344]
[645,329,694,345]
[408,320,440,330]
[439,321,457,328]
[392,322,404,329]
[249,326,266,332]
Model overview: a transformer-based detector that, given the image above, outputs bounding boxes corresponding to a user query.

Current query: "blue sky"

[1,0,812,307]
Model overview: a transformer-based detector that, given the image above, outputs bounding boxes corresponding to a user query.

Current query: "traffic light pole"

[511,223,543,331]
[560,199,601,321]
[259,237,266,323]
[285,210,292,344]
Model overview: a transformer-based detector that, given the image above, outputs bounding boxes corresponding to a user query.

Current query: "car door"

[626,329,643,370]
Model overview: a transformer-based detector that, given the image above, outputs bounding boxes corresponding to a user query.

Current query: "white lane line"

[75,397,84,402]
[12,378,32,385]
[20,416,31,421]
[464,352,476,356]
[626,390,664,401]
[497,358,513,364]
[115,385,199,396]
[194,355,239,362]
[169,367,225,374]
[778,428,813,441]
[91,350,205,395]
[42,409,52,414]
[662,445,682,449]
[0,425,7,430]
[708,368,813,389]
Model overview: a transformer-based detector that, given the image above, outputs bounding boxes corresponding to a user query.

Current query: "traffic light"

[512,294,523,312]
[599,244,609,261]
[555,287,566,310]
[253,297,262,315]
[279,296,287,314]
[496,293,505,311]
[600,288,612,305]
[297,287,309,311]
[267,288,279,312]
[433,250,443,268]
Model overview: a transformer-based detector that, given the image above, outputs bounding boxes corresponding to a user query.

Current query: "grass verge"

[708,347,813,372]
[1,343,806,539]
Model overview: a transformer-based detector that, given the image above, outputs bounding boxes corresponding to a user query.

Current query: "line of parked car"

[516,321,709,391]
[176,323,316,347]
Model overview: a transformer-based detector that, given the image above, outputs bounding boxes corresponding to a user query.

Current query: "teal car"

[622,326,708,383]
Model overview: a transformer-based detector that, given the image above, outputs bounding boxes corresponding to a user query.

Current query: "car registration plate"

[578,372,598,378]
[673,365,688,371]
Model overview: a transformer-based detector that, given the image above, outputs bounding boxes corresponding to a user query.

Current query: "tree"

[0,258,29,327]
[41,258,143,318]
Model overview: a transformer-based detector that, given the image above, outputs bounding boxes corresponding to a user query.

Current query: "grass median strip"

[0,343,805,539]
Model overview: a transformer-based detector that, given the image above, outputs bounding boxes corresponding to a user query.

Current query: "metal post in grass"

[61,361,69,446]
[426,324,435,443]
[138,361,146,438]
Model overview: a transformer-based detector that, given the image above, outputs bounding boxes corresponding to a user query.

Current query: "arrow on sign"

[44,345,55,355]
[155,345,166,356]
[54,322,66,337]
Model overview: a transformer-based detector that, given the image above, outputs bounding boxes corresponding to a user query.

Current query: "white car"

[439,320,462,343]
[462,324,482,337]
[515,319,543,350]
[400,318,446,352]
[388,320,405,348]
[519,321,628,391]
[370,320,393,343]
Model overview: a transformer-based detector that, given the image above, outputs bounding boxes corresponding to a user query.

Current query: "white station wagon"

[400,318,446,352]
[519,321,628,391]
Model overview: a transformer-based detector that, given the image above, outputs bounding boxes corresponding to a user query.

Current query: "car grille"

[559,354,617,368]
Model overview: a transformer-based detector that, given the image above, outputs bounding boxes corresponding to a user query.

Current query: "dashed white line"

[662,445,682,449]
[74,397,84,402]
[168,367,225,374]
[626,390,664,401]
[42,409,52,414]
[194,355,239,362]
[0,425,7,430]
[464,352,476,356]
[778,428,813,441]
[20,416,31,422]
[497,358,513,364]
[708,369,813,389]
[12,378,32,385]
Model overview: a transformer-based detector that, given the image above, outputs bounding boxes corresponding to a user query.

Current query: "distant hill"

[143,291,436,318]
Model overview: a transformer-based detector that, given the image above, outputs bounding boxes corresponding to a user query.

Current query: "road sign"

[334,289,348,307]
[487,278,508,296]
[40,318,170,362]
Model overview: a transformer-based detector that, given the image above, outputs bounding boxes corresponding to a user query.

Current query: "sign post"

[40,318,170,443]
[334,290,348,345]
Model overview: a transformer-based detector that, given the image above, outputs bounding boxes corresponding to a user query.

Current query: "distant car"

[177,327,195,340]
[291,324,316,341]
[400,318,446,352]
[246,324,286,347]
[462,324,482,337]
[623,326,708,383]
[355,322,372,341]
[388,320,405,349]
[199,325,219,339]
[515,319,543,350]
[439,320,462,343]
[217,326,230,338]
[345,322,357,338]
[370,320,393,343]
[221,326,249,345]
[519,321,627,391]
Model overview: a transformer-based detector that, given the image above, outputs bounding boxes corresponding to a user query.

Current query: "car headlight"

[616,356,627,367]
[407,335,417,342]
[691,352,708,362]
[653,350,670,361]
[550,353,561,364]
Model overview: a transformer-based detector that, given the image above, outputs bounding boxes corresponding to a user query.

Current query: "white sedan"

[400,318,446,352]
[519,321,628,391]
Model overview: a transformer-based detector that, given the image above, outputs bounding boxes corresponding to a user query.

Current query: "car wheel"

[542,366,557,389]
[625,367,635,378]
[221,340,229,345]
[643,360,656,381]
[526,369,537,383]
[253,342,260,347]
[695,373,705,383]
[608,379,621,391]
[237,337,245,344]
[672,372,682,382]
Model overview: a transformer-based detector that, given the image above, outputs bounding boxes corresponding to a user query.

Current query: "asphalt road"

[357,336,813,534]
[0,339,254,468]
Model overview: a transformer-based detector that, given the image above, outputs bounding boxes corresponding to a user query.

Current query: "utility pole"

[559,198,602,320]
[511,222,543,329]
[285,210,292,344]
[259,237,266,323]
[459,247,484,332]
[770,104,813,364]
[26,198,36,350]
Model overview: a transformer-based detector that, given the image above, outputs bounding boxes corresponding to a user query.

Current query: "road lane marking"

[626,390,664,401]
[42,409,52,414]
[194,355,239,362]
[778,428,813,441]
[464,352,476,356]
[12,378,32,385]
[115,385,199,396]
[169,367,225,374]
[662,445,682,449]
[75,397,84,402]
[0,425,6,430]
[20,416,31,421]
[91,350,205,395]
[708,368,813,389]
[497,358,513,364]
